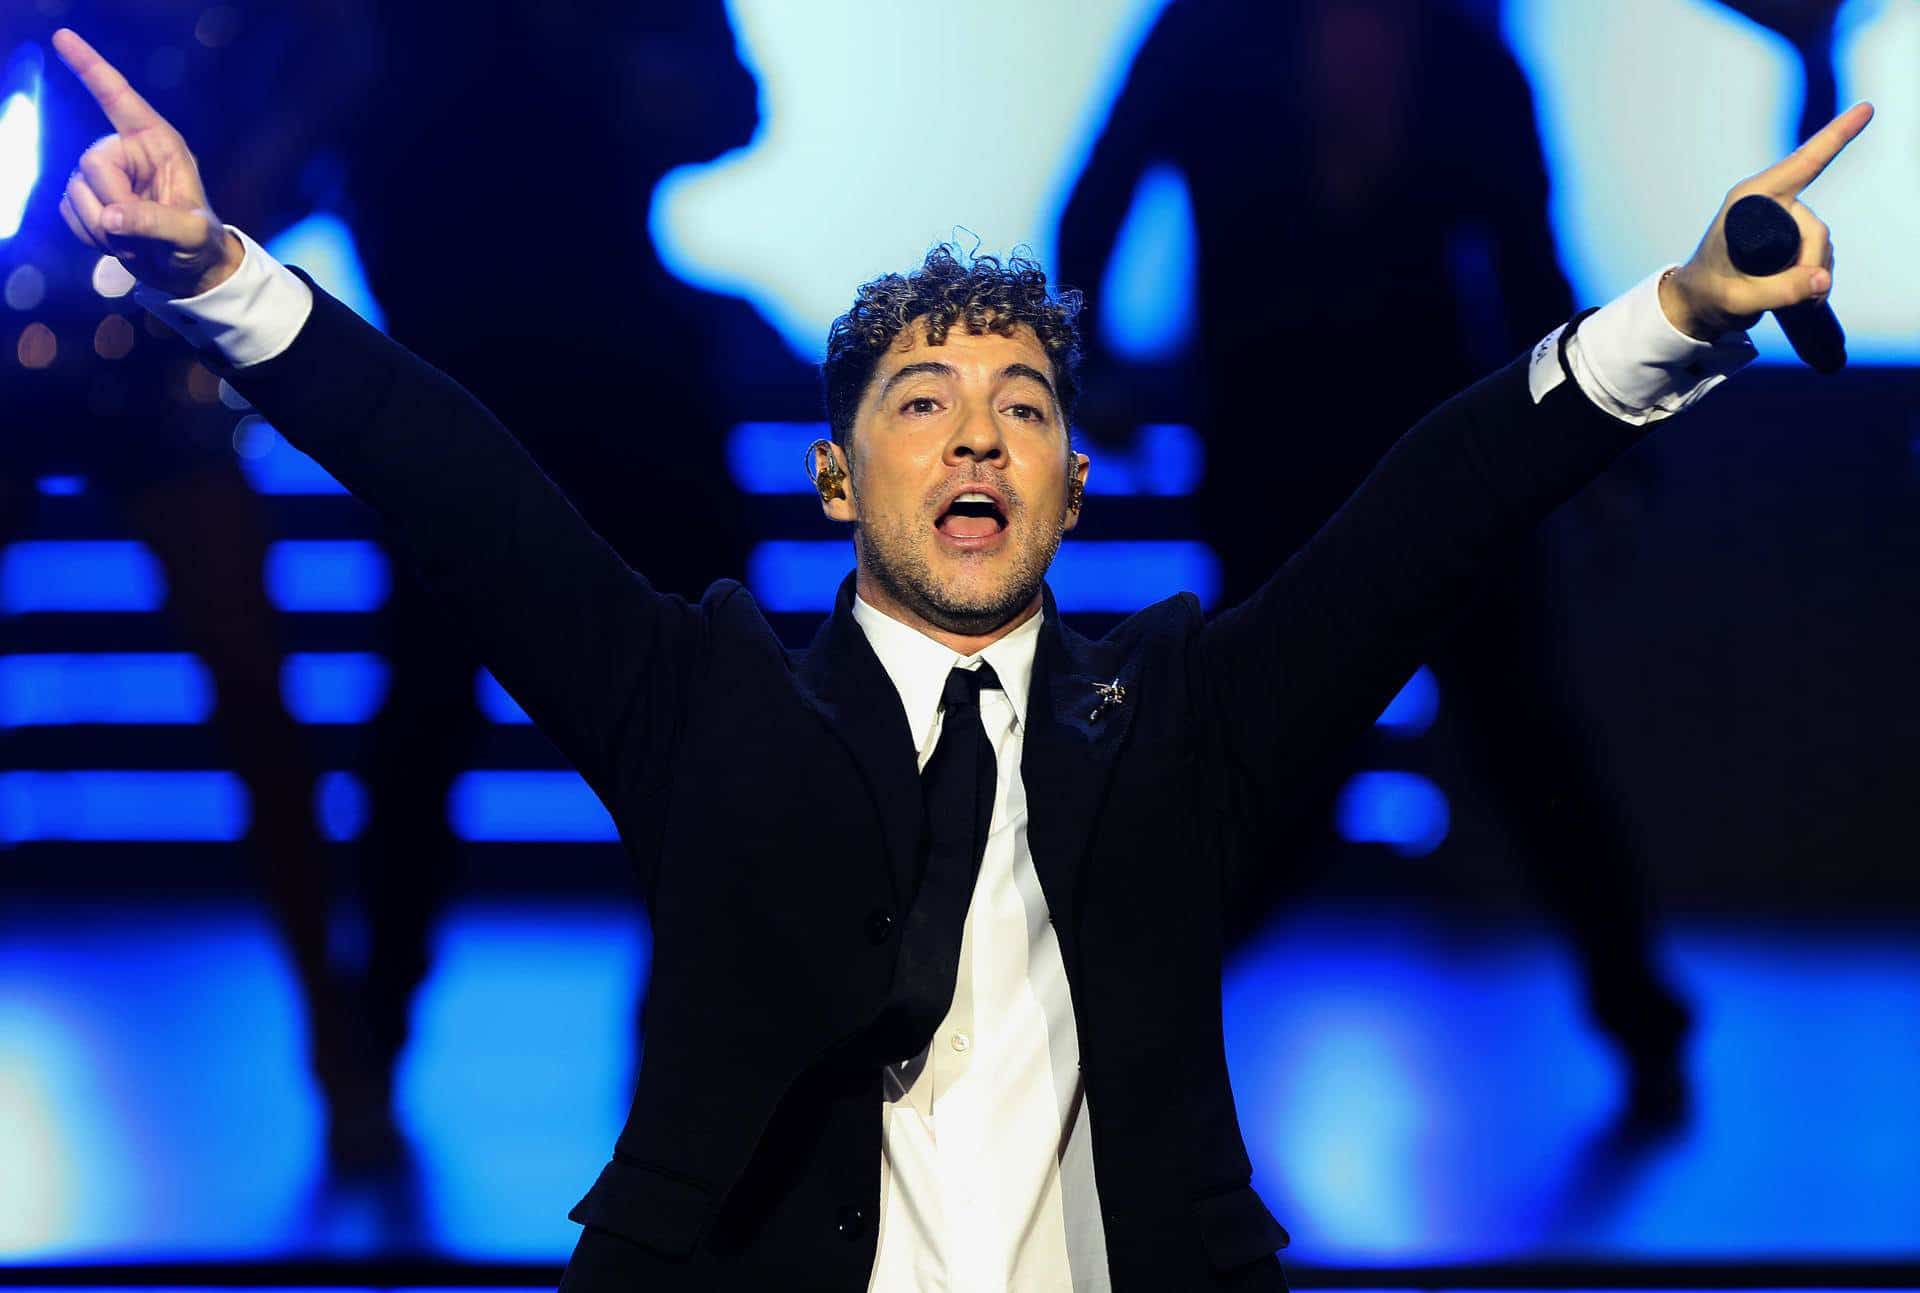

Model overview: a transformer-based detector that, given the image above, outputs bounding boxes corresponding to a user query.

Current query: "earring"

[807,438,847,503]
[1067,476,1085,512]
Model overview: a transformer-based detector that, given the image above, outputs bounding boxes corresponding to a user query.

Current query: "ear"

[1063,452,1090,532]
[809,439,858,523]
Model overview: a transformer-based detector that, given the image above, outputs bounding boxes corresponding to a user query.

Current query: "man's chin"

[914,571,1039,636]
[858,521,1054,637]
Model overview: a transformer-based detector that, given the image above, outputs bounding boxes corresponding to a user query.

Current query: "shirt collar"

[851,593,1040,758]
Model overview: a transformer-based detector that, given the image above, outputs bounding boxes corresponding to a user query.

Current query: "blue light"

[1374,667,1440,736]
[315,770,367,842]
[263,211,386,329]
[1085,422,1203,496]
[650,0,1173,357]
[728,421,832,494]
[0,542,165,613]
[34,475,84,497]
[281,653,389,724]
[1098,162,1197,362]
[265,540,389,613]
[1334,770,1450,857]
[1051,539,1221,610]
[725,420,1203,497]
[475,669,532,724]
[746,538,1221,614]
[0,543,389,614]
[745,540,855,613]
[448,771,618,842]
[0,45,41,241]
[0,654,212,726]
[0,771,248,843]
[234,422,347,496]
[11,905,1920,1259]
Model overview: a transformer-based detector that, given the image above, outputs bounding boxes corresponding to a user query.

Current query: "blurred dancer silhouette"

[334,0,813,1156]
[1058,0,1692,1121]
[2,2,366,1158]
[1717,0,1845,143]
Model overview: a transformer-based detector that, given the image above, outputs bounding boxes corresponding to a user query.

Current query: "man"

[50,26,1866,1291]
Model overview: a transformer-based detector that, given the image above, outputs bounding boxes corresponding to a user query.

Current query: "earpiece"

[807,438,848,504]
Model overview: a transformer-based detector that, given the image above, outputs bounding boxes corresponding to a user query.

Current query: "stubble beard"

[856,504,1065,637]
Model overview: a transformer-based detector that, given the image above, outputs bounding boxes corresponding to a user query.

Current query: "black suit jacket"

[219,275,1637,1289]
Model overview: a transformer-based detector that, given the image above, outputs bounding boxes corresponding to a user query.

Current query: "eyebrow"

[876,360,1059,408]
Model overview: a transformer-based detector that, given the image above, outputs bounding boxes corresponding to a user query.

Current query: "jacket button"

[864,908,895,944]
[836,1204,868,1240]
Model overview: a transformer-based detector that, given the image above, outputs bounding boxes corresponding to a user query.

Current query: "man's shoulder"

[1067,589,1207,647]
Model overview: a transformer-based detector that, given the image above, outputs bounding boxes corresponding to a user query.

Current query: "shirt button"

[950,1032,971,1054]
[864,908,895,944]
[835,1204,868,1240]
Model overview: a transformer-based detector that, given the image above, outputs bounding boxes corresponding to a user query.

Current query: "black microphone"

[1723,193,1846,373]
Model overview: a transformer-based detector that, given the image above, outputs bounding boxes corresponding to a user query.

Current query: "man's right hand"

[51,28,243,299]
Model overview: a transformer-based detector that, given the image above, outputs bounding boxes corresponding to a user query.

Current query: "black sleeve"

[1195,318,1636,817]
[211,269,705,813]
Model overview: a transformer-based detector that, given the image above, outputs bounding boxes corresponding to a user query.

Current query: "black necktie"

[872,663,1001,1063]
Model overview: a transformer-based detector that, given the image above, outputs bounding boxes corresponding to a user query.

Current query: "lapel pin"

[1089,678,1126,722]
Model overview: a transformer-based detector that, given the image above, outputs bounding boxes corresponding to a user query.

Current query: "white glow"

[1505,0,1916,363]
[1505,0,1803,306]
[1819,0,1920,362]
[1276,1007,1431,1249]
[0,89,41,241]
[650,0,1172,358]
[91,254,136,298]
[0,1005,74,1254]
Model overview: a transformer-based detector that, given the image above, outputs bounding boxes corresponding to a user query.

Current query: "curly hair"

[822,244,1085,454]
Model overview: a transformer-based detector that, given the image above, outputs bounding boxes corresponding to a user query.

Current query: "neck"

[853,570,1042,656]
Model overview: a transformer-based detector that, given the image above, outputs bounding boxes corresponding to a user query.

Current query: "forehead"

[870,317,1055,390]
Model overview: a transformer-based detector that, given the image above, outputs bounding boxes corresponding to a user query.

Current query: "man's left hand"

[1661,101,1873,342]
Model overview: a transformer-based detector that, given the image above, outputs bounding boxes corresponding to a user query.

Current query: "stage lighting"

[0,44,43,241]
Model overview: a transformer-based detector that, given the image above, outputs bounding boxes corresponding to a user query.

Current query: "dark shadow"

[329,0,815,1173]
[1057,0,1690,1118]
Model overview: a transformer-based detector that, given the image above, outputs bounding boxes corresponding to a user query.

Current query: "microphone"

[1722,194,1846,373]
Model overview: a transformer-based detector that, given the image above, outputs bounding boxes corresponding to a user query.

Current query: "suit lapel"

[1021,586,1138,931]
[794,574,924,905]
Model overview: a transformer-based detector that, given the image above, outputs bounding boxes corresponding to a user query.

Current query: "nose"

[944,404,1006,467]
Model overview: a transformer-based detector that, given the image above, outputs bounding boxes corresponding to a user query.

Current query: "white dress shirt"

[850,597,1109,1291]
[139,231,1755,1287]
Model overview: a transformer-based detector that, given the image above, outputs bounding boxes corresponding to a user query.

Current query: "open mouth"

[935,492,1009,542]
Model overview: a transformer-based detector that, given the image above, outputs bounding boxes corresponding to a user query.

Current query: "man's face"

[837,318,1088,639]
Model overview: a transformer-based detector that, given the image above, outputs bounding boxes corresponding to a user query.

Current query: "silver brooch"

[1089,678,1126,721]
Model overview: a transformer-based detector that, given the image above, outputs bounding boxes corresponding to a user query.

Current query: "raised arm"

[50,29,706,809]
[1196,103,1870,818]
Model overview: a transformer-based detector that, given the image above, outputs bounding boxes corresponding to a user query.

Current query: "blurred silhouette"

[2,0,361,1162]
[1716,0,1845,143]
[1058,0,1692,1123]
[330,0,815,1163]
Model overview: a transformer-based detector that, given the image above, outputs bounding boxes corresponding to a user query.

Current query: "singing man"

[50,27,1868,1292]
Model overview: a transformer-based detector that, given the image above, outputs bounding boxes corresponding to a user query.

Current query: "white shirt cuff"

[131,225,314,368]
[1559,265,1757,426]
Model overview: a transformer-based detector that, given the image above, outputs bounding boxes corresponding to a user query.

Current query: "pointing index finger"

[51,28,169,135]
[1760,101,1875,197]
